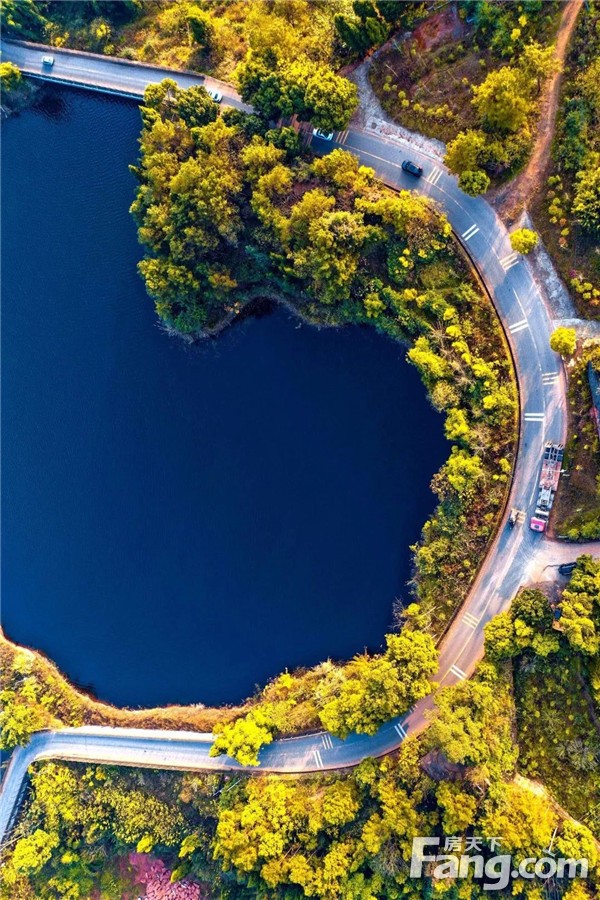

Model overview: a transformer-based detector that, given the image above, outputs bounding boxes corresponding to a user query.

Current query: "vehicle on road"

[508,508,518,527]
[401,159,423,177]
[558,562,577,576]
[206,88,222,103]
[312,129,334,141]
[530,443,564,532]
[42,55,55,67]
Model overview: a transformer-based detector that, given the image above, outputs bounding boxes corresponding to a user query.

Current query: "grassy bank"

[0,635,243,746]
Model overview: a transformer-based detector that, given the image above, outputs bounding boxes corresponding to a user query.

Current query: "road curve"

[0,39,581,842]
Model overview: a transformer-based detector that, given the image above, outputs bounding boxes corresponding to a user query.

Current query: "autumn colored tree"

[550,326,577,357]
[510,227,538,254]
[472,66,533,133]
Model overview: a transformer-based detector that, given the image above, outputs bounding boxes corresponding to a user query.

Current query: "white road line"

[524,412,545,422]
[427,166,443,185]
[394,723,407,739]
[312,750,324,769]
[542,372,559,385]
[449,664,467,681]
[335,129,349,144]
[500,252,520,271]
[461,224,479,241]
[508,318,529,333]
[321,734,333,751]
[463,612,480,629]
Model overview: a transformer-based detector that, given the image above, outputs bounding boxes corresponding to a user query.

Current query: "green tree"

[559,555,600,655]
[458,169,491,196]
[472,66,532,132]
[480,783,556,862]
[509,227,538,254]
[572,160,600,234]
[210,708,276,766]
[319,631,437,738]
[9,830,59,875]
[300,64,359,131]
[550,326,577,357]
[0,61,23,93]
[0,0,47,38]
[444,130,487,175]
[186,7,214,50]
[436,782,478,833]
[519,41,559,94]
[484,612,518,661]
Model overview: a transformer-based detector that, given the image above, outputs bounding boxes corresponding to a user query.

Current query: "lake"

[1,87,447,708]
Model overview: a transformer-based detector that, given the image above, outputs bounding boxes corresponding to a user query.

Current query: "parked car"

[401,159,423,177]
[508,508,518,528]
[558,562,577,576]
[42,55,55,67]
[206,88,222,103]
[312,129,334,141]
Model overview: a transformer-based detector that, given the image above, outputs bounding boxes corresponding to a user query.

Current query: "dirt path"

[491,0,583,224]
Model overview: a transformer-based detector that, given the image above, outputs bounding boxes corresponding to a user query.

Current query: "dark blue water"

[2,87,447,708]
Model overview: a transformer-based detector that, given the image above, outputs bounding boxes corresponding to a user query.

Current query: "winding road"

[0,39,596,843]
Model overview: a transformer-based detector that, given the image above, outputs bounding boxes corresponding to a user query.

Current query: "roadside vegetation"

[370,1,562,194]
[0,60,37,116]
[553,341,600,541]
[0,0,411,83]
[485,556,600,829]
[530,2,600,318]
[4,561,599,898]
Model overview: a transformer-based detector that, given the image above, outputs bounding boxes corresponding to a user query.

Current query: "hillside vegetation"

[3,560,599,898]
[0,0,423,81]
[553,341,600,541]
[531,1,600,318]
[371,1,562,195]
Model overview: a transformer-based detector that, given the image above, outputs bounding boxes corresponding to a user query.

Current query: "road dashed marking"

[321,734,333,751]
[312,750,324,769]
[462,611,481,629]
[500,252,520,271]
[335,129,349,144]
[394,722,407,739]
[461,224,479,241]
[542,372,560,386]
[509,318,529,334]
[427,166,443,186]
[524,412,545,422]
[449,664,467,681]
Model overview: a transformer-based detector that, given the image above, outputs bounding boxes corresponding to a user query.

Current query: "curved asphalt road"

[0,39,589,842]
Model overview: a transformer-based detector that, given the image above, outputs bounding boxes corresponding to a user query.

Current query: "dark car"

[558,562,577,576]
[401,159,423,177]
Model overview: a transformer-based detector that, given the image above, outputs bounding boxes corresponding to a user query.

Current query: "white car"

[41,55,55,67]
[206,87,222,103]
[312,128,334,141]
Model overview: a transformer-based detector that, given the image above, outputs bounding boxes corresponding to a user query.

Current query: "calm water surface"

[2,87,447,707]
